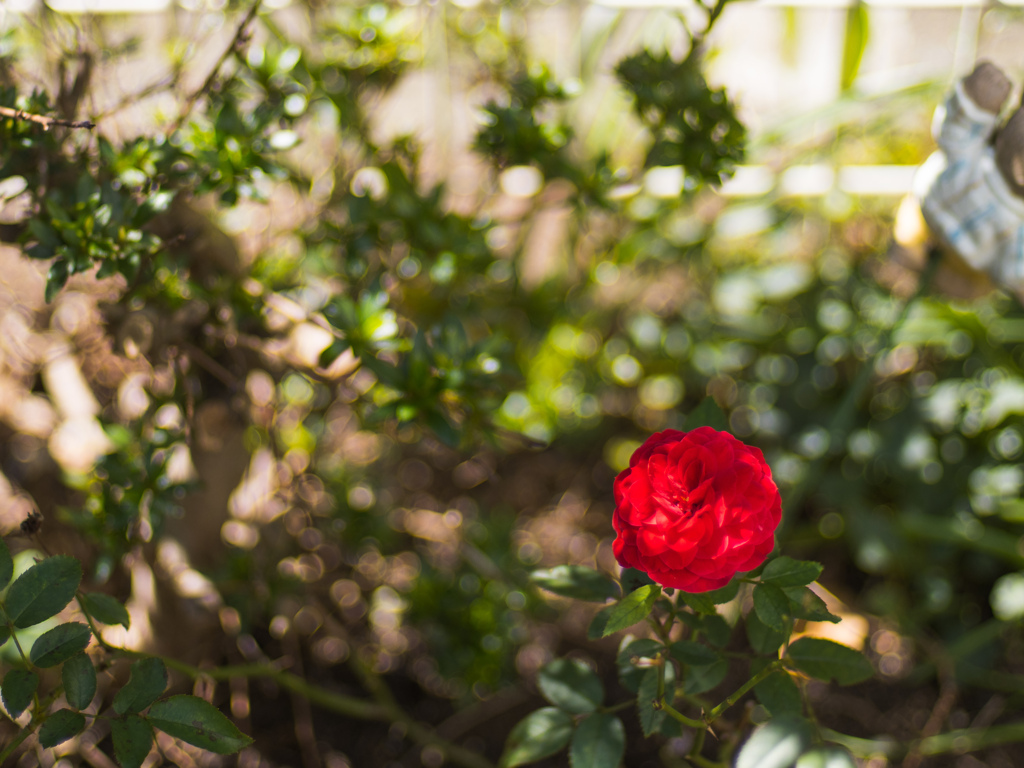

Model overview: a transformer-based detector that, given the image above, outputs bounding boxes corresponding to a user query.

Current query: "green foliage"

[38,708,87,748]
[145,695,254,754]
[537,658,603,714]
[5,556,82,629]
[530,565,621,602]
[616,49,746,186]
[500,707,573,767]
[786,637,873,686]
[113,658,168,715]
[29,622,92,668]
[570,713,625,768]
[111,716,154,768]
[592,584,661,638]
[1,668,37,718]
[62,653,97,710]
[734,716,813,768]
[79,592,131,630]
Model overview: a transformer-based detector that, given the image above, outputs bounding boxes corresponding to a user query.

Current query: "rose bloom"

[612,427,781,593]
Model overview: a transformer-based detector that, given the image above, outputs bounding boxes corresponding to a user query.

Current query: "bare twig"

[0,105,95,130]
[173,0,263,132]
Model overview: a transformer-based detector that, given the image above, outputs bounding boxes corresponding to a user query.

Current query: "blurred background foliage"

[3,0,1024,765]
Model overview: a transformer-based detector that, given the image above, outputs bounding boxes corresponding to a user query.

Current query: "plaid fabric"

[915,82,1024,290]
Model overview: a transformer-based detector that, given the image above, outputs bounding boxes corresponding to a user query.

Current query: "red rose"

[612,427,781,593]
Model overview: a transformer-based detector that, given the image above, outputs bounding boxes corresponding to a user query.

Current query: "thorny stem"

[0,105,95,130]
[705,661,780,723]
[111,649,497,768]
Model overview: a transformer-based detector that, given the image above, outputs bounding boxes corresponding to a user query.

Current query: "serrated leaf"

[761,557,823,588]
[145,695,252,753]
[600,585,660,637]
[570,713,625,768]
[63,653,97,710]
[796,746,859,768]
[531,566,620,603]
[4,555,82,628]
[746,608,788,655]
[684,397,729,432]
[783,587,841,623]
[637,664,675,737]
[786,638,873,686]
[754,667,802,717]
[753,583,790,632]
[114,658,168,715]
[735,715,813,768]
[683,659,728,695]
[0,538,13,590]
[2,669,37,718]
[537,657,603,714]
[669,640,719,667]
[38,708,86,747]
[500,707,573,767]
[80,592,131,630]
[30,622,92,668]
[112,714,154,768]
[616,638,663,693]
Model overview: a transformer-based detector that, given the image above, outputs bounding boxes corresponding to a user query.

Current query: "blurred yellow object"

[882,195,998,301]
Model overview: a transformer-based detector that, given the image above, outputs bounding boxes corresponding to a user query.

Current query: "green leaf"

[112,715,154,768]
[599,585,660,637]
[145,695,252,754]
[700,614,733,647]
[30,622,92,668]
[706,579,740,605]
[684,397,729,432]
[680,591,718,615]
[840,3,869,92]
[669,640,719,667]
[80,592,131,630]
[114,658,169,715]
[796,746,859,768]
[531,566,620,603]
[784,587,840,623]
[500,707,573,767]
[570,713,625,768]
[38,708,86,747]
[683,659,728,695]
[63,653,98,710]
[753,583,791,632]
[45,258,71,303]
[761,557,823,588]
[746,609,788,655]
[755,667,802,717]
[537,657,603,714]
[616,638,663,694]
[786,638,873,686]
[0,538,13,590]
[620,568,655,594]
[4,555,82,628]
[587,609,610,641]
[2,669,38,718]
[735,715,814,768]
[637,664,675,737]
